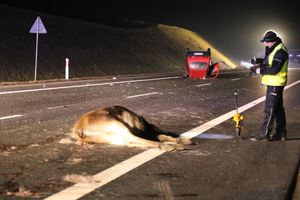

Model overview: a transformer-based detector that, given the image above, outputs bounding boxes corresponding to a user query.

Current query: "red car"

[183,48,220,79]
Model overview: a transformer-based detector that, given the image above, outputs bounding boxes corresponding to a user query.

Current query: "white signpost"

[29,16,47,81]
[65,58,69,80]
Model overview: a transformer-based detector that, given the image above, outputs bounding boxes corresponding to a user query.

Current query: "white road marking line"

[285,80,300,89]
[0,76,178,95]
[230,78,240,81]
[44,79,300,200]
[0,114,23,120]
[44,149,164,200]
[47,105,67,110]
[126,92,160,99]
[195,83,212,87]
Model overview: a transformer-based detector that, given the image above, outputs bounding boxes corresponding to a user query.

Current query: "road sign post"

[65,58,69,80]
[29,16,47,81]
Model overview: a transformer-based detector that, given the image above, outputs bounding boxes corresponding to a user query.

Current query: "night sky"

[2,0,300,62]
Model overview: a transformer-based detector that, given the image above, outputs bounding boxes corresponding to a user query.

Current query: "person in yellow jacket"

[250,30,289,141]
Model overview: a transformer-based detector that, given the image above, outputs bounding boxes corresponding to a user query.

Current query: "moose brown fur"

[71,106,192,151]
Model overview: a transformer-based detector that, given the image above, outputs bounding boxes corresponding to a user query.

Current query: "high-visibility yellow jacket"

[261,43,288,86]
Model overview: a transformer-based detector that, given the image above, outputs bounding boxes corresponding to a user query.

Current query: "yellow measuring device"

[233,93,244,138]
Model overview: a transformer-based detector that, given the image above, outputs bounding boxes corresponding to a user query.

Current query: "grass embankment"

[0,6,236,82]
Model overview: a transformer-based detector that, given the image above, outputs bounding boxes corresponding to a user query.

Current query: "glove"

[251,57,264,64]
[250,64,261,74]
[250,66,257,73]
[255,68,261,74]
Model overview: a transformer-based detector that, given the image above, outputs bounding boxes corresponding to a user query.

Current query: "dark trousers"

[260,85,286,139]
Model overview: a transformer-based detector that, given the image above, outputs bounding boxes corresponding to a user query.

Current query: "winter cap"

[260,30,279,42]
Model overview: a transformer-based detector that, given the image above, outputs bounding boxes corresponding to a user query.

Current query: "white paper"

[240,61,254,69]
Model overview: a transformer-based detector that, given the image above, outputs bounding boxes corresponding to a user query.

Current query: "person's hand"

[255,67,261,74]
[250,66,257,73]
[251,57,264,64]
[250,64,262,74]
[250,65,261,74]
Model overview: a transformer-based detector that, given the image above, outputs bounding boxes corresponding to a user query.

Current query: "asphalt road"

[0,69,300,199]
